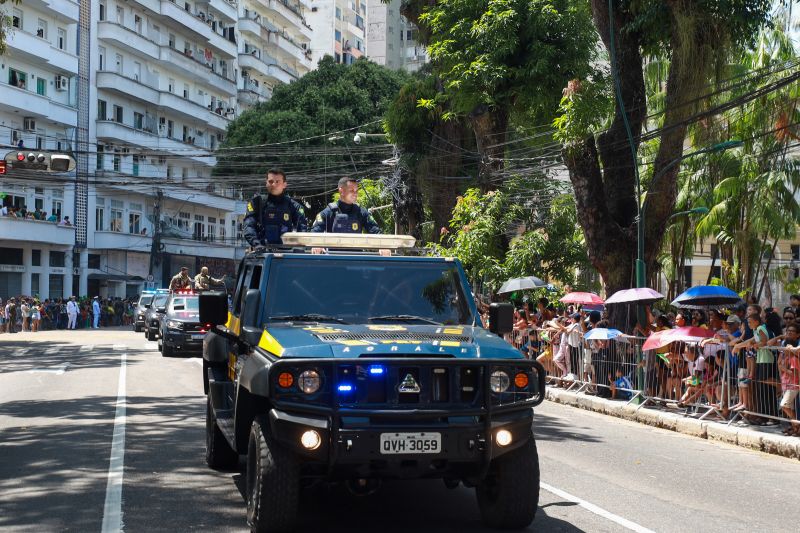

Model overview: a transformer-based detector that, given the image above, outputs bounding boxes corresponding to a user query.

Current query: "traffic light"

[3,150,76,173]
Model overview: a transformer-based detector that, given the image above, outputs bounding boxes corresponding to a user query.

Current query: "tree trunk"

[469,105,508,192]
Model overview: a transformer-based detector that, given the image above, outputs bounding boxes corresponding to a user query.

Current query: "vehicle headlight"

[166,320,182,330]
[490,370,510,393]
[138,314,144,319]
[298,369,321,394]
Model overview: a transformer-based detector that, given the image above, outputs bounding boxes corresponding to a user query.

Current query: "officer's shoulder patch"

[315,214,322,223]
[246,201,253,212]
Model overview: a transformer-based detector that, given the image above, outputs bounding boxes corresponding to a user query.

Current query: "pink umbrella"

[641,326,715,351]
[605,287,664,305]
[560,292,604,305]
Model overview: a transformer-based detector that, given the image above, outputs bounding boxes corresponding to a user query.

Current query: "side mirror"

[199,291,229,326]
[144,304,151,309]
[241,325,262,346]
[489,303,514,336]
[241,289,261,328]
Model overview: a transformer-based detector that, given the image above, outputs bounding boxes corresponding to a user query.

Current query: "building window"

[335,30,341,42]
[31,273,39,295]
[96,201,105,231]
[129,212,141,234]
[335,6,341,19]
[99,47,106,70]
[134,15,142,34]
[792,244,800,278]
[50,251,66,267]
[132,155,140,176]
[49,274,64,299]
[58,28,66,50]
[207,216,216,242]
[134,112,144,129]
[167,120,174,138]
[113,104,123,123]
[9,68,27,90]
[116,6,124,25]
[183,83,189,98]
[32,249,41,266]
[169,34,176,49]
[115,54,123,74]
[335,53,341,63]
[12,9,22,29]
[110,200,123,232]
[37,19,48,39]
[168,78,175,93]
[99,2,106,21]
[88,254,101,269]
[113,150,121,172]
[36,78,46,96]
[97,144,104,169]
[51,200,62,220]
[34,195,44,211]
[178,211,190,231]
[193,214,205,240]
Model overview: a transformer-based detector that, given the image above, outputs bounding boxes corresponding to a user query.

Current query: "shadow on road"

[0,340,138,374]
[534,412,602,444]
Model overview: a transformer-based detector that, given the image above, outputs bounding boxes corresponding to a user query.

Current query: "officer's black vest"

[328,202,363,233]
[257,194,294,244]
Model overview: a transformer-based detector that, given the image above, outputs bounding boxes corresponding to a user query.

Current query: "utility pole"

[148,189,163,281]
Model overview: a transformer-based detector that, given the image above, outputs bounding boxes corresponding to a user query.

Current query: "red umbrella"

[641,326,715,351]
[560,292,604,305]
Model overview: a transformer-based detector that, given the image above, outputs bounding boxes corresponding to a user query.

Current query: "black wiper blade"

[268,314,349,324]
[368,315,441,325]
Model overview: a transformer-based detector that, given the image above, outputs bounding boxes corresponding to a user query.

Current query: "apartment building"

[365,0,425,72]
[0,0,80,300]
[306,0,366,65]
[238,0,313,107]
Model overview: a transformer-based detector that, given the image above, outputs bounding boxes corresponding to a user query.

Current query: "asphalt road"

[2,328,799,532]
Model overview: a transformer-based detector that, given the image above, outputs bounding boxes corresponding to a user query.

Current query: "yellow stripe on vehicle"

[338,340,372,346]
[443,327,464,335]
[258,329,284,356]
[435,340,461,347]
[379,340,422,345]
[225,313,241,335]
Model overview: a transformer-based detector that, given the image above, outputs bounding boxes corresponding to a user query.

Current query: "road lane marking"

[102,351,127,533]
[113,344,127,351]
[28,362,71,375]
[540,482,655,533]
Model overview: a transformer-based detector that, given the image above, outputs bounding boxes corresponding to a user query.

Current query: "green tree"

[216,57,409,211]
[0,0,21,55]
[558,1,773,302]
[415,0,596,190]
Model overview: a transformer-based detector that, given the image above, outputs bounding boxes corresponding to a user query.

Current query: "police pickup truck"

[199,233,545,532]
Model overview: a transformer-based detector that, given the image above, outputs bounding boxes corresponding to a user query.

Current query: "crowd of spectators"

[0,296,135,333]
[485,294,800,436]
[0,204,72,225]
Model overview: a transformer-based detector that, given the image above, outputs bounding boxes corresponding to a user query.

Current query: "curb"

[545,388,800,461]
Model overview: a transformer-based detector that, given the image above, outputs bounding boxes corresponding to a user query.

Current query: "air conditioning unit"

[23,118,36,131]
[55,75,68,91]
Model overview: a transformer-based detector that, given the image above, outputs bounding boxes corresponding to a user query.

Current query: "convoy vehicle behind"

[200,233,545,532]
[158,290,209,357]
[144,292,169,341]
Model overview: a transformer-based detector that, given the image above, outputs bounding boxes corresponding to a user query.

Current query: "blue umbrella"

[583,328,625,341]
[671,285,741,309]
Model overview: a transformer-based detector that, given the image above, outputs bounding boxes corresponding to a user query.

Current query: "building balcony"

[162,236,239,259]
[96,71,160,106]
[92,231,152,253]
[6,29,78,74]
[160,0,212,40]
[196,0,238,23]
[95,121,216,166]
[0,81,77,127]
[238,82,272,106]
[207,28,238,59]
[266,32,311,68]
[25,0,79,23]
[346,22,365,40]
[268,0,312,39]
[238,53,296,85]
[0,217,75,246]
[237,16,263,39]
[159,46,237,96]
[97,21,160,61]
[159,91,232,131]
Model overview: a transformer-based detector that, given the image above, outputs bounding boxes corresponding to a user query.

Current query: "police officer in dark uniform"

[243,169,308,246]
[311,177,382,234]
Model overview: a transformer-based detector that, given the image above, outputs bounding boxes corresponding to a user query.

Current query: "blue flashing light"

[338,384,353,392]
[369,365,385,375]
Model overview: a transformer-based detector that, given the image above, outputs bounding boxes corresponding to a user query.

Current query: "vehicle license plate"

[379,432,441,454]
[191,334,205,340]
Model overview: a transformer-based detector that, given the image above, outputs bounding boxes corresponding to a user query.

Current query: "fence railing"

[505,328,800,431]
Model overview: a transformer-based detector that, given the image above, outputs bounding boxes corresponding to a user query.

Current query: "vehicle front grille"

[316,332,472,343]
[184,323,204,332]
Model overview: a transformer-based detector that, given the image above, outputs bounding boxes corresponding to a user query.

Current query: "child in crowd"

[609,368,633,400]
[780,343,800,435]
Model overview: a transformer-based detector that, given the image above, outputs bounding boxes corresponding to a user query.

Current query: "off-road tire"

[134,324,141,332]
[246,415,299,532]
[205,396,238,469]
[161,342,174,357]
[476,434,540,529]
[146,328,156,341]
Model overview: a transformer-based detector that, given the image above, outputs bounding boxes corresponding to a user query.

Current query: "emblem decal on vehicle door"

[398,373,420,393]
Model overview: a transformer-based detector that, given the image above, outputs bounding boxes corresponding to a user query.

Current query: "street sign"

[3,150,77,173]
[146,274,154,282]
[144,281,156,290]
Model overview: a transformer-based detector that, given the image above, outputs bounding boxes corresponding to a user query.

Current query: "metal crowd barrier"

[505,328,800,431]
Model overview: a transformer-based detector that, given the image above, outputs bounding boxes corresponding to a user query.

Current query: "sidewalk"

[546,387,800,460]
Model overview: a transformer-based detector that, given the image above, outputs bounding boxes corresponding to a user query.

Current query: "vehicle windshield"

[170,296,199,313]
[138,295,154,306]
[153,294,168,309]
[264,259,472,325]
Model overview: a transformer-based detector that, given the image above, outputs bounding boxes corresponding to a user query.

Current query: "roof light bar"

[279,232,416,250]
